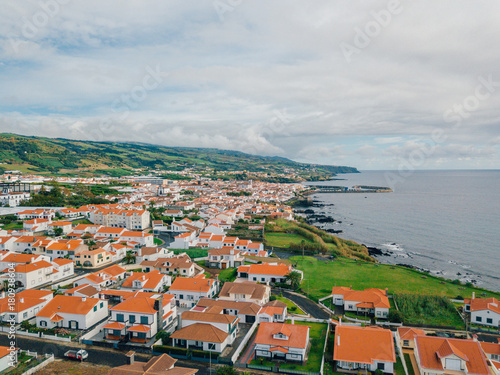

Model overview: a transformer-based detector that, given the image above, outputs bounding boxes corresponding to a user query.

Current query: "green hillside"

[0,133,358,181]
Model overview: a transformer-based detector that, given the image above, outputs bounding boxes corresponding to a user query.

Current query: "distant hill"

[0,133,358,181]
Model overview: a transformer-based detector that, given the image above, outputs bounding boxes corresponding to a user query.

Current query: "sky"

[1,0,499,170]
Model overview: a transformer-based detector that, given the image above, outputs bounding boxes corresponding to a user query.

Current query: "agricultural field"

[290,256,500,301]
[394,294,465,329]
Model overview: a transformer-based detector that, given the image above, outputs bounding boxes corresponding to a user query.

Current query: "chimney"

[339,317,342,326]
[142,275,146,281]
[82,297,86,302]
[385,288,388,296]
[126,351,135,365]
[337,335,340,346]
[472,334,478,342]
[19,298,24,303]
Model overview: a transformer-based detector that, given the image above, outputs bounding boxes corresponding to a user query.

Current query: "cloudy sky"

[1,1,499,170]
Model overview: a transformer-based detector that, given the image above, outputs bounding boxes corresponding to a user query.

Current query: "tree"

[124,251,136,265]
[285,271,302,290]
[387,310,403,323]
[54,227,63,237]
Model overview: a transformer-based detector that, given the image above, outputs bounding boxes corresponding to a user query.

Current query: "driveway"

[272,288,331,319]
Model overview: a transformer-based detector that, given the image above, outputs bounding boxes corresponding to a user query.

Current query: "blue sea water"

[305,170,500,292]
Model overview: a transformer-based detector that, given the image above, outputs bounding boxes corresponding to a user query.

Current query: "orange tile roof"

[110,297,157,314]
[415,336,489,375]
[334,325,396,364]
[469,297,500,314]
[255,322,309,349]
[36,295,101,317]
[170,276,215,293]
[398,327,425,341]
[239,263,291,276]
[332,287,390,309]
[171,323,228,343]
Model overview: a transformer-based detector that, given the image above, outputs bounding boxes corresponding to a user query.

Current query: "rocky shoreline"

[294,198,484,287]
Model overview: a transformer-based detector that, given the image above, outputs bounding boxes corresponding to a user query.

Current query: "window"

[403,340,410,347]
[117,314,124,322]
[486,318,492,324]
[40,320,47,327]
[141,316,148,324]
[94,306,97,312]
[100,302,104,308]
[208,343,215,350]
[476,316,482,322]
[377,363,385,370]
[23,312,27,318]
[130,315,136,323]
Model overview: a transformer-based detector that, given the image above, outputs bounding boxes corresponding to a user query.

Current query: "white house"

[36,295,108,330]
[168,276,218,308]
[334,325,396,374]
[464,294,500,328]
[332,287,390,319]
[254,322,310,362]
[0,289,53,324]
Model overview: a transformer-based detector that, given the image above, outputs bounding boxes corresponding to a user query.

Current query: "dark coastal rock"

[396,263,430,273]
[365,246,392,257]
[304,209,315,214]
[325,229,343,234]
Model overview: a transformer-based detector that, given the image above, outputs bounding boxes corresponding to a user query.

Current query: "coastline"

[294,197,494,291]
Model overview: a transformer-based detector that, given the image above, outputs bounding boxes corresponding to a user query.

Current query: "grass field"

[394,294,465,328]
[275,296,306,315]
[251,321,327,372]
[291,256,500,301]
[265,232,315,248]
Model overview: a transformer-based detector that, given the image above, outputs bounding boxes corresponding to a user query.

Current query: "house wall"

[170,287,217,308]
[471,310,500,327]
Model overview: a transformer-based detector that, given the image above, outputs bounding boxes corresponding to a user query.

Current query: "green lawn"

[251,321,328,372]
[70,218,92,225]
[219,268,237,282]
[275,296,306,315]
[404,353,415,375]
[395,356,405,375]
[172,248,208,258]
[154,238,163,245]
[291,256,500,301]
[1,222,23,230]
[265,232,314,248]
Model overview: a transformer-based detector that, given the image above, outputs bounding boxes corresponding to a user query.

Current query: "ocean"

[304,170,500,292]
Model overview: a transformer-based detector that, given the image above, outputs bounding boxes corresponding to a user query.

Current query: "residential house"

[48,221,73,235]
[169,275,218,308]
[237,263,300,284]
[73,264,127,288]
[334,325,396,374]
[170,310,238,353]
[0,289,53,324]
[103,293,176,344]
[63,284,100,298]
[75,248,113,267]
[44,239,87,260]
[169,232,197,249]
[23,218,50,233]
[136,247,173,264]
[141,254,196,277]
[36,295,108,330]
[206,248,244,269]
[254,322,310,362]
[397,327,425,349]
[122,270,171,292]
[195,298,262,324]
[119,231,154,248]
[218,281,270,305]
[480,340,500,375]
[332,287,390,319]
[464,294,500,327]
[414,335,490,375]
[258,300,287,323]
[90,209,150,230]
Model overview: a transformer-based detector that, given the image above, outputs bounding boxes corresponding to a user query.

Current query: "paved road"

[0,334,213,373]
[272,288,331,320]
